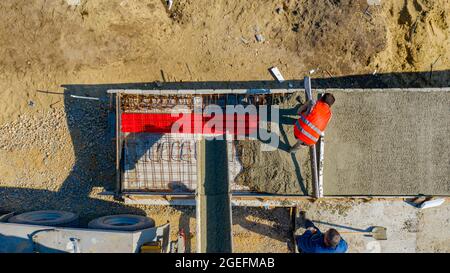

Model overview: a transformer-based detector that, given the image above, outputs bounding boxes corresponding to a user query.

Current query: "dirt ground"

[0,0,449,252]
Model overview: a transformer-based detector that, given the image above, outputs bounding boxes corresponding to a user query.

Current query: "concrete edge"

[107,88,450,95]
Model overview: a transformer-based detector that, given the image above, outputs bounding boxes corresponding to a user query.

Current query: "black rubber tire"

[8,210,79,227]
[88,214,155,231]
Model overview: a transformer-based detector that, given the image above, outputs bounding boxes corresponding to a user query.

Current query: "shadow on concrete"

[312,220,370,232]
[277,102,308,195]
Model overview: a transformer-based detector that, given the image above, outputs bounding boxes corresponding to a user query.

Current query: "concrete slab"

[323,90,450,195]
[297,199,449,253]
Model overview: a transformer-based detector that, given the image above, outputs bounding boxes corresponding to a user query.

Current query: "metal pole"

[304,77,320,198]
[115,94,122,198]
[317,134,325,198]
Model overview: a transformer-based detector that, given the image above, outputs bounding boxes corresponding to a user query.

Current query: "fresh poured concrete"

[323,89,450,196]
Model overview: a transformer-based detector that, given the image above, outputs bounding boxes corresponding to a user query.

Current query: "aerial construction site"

[0,0,449,254]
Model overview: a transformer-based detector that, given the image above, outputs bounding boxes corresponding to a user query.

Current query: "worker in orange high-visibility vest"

[289,93,335,153]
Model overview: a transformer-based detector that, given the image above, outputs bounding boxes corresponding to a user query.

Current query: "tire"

[8,210,79,227]
[88,214,155,231]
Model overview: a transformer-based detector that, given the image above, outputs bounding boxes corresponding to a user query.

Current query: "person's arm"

[296,228,319,253]
[307,226,319,233]
[297,100,313,115]
[336,238,349,253]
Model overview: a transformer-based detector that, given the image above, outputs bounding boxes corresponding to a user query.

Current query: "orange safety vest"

[294,101,332,145]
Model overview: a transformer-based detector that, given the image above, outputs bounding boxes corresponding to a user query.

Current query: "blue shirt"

[297,230,348,253]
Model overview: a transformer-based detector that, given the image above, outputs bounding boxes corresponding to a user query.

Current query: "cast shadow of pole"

[311,220,370,232]
[277,101,308,195]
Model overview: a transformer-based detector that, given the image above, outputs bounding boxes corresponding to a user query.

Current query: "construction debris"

[240,37,250,44]
[420,198,446,209]
[70,95,101,101]
[367,0,382,6]
[166,0,174,10]
[66,0,81,6]
[255,33,265,43]
[269,67,285,83]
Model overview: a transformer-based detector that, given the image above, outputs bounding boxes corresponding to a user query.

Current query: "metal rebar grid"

[122,133,198,192]
[121,93,287,111]
[121,94,195,113]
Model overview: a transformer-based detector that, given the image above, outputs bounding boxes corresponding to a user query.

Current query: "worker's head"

[320,93,335,107]
[324,228,341,248]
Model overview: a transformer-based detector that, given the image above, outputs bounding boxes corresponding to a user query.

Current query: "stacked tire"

[8,211,155,231]
[88,214,155,231]
[8,210,79,227]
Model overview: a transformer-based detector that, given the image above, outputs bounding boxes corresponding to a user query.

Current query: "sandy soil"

[374,0,450,72]
[0,0,449,252]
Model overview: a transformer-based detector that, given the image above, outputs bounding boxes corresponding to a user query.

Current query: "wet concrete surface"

[324,89,450,195]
